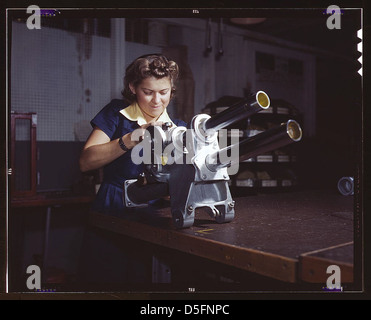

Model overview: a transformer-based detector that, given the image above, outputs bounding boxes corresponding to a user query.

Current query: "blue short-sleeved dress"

[90,99,186,214]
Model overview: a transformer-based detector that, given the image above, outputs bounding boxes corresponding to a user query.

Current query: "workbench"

[89,189,359,292]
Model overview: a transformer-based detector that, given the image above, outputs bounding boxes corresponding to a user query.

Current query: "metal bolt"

[187,205,194,212]
[228,201,235,208]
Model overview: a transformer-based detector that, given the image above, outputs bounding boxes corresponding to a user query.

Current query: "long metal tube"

[205,120,302,172]
[203,91,270,132]
[126,181,169,204]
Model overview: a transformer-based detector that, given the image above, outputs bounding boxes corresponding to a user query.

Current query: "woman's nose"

[152,93,161,104]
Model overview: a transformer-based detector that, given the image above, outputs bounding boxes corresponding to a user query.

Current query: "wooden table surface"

[11,193,95,208]
[89,189,355,284]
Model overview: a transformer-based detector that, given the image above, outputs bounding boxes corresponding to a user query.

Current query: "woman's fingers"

[142,121,163,129]
[130,121,164,144]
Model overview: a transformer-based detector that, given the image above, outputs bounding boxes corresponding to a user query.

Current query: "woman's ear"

[129,83,136,95]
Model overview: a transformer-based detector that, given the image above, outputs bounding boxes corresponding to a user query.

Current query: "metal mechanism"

[123,91,303,228]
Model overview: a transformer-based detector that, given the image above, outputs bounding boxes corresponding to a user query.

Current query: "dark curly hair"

[122,53,179,103]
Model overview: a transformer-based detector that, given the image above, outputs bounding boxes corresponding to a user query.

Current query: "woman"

[79,54,186,214]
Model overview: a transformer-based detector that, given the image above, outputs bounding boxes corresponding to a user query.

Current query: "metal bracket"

[123,179,148,208]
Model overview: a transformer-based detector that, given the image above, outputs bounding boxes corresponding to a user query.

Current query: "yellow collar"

[119,102,175,126]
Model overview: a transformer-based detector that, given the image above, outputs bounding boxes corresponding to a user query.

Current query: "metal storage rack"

[202,97,302,193]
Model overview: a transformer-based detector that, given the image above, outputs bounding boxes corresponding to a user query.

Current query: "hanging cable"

[216,18,224,59]
[204,18,212,57]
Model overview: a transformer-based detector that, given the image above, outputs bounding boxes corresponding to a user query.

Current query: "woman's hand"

[127,120,163,146]
[79,121,163,172]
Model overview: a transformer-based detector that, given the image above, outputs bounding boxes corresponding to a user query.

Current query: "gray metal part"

[123,179,149,208]
[186,180,235,223]
[171,178,235,229]
[190,114,230,182]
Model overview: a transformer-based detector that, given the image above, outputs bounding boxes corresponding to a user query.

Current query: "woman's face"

[130,76,172,121]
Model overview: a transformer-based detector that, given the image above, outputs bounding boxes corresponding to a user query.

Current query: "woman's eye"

[142,89,169,96]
